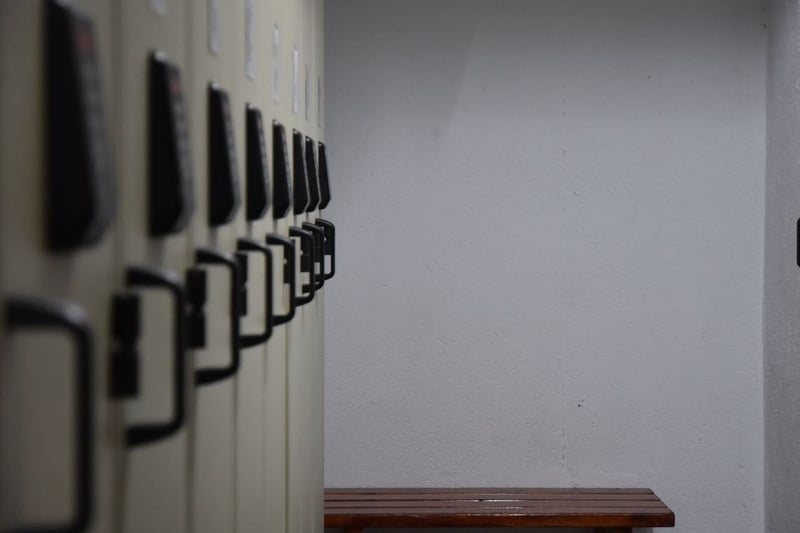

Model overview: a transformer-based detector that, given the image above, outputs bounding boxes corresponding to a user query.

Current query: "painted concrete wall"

[323,1,766,532]
[765,1,800,531]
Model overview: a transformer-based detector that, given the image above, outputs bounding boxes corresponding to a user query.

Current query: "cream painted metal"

[310,4,326,533]
[286,1,326,532]
[233,1,272,532]
[0,1,325,531]
[286,0,310,530]
[0,2,117,532]
[112,2,192,532]
[267,2,293,533]
[188,2,246,533]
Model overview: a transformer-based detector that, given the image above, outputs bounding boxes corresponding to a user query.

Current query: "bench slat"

[326,493,661,502]
[327,502,668,510]
[326,487,655,495]
[325,488,675,530]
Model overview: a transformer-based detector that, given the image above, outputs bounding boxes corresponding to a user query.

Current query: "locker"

[187,3,247,533]
[0,1,117,532]
[0,1,328,532]
[233,2,280,533]
[284,2,327,530]
[267,3,296,533]
[310,7,328,530]
[112,2,193,532]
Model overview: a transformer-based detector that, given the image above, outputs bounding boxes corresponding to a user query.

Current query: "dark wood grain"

[324,487,675,531]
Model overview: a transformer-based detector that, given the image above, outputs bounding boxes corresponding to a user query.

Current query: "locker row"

[1,0,329,532]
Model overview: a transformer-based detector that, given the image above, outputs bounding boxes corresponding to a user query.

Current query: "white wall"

[323,1,766,532]
[765,1,800,532]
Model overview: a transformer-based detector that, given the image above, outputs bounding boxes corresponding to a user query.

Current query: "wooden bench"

[325,488,675,533]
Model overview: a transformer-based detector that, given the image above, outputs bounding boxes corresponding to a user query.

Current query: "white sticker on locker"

[292,46,299,114]
[150,0,167,16]
[273,25,280,103]
[305,64,310,121]
[245,0,255,79]
[318,76,322,127]
[208,0,221,55]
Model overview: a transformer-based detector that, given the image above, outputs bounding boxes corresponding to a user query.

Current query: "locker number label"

[150,0,167,16]
[245,0,255,79]
[208,0,221,55]
[273,25,280,103]
[292,46,299,114]
[305,64,310,121]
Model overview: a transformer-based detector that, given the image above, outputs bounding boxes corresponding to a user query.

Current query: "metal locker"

[284,0,310,529]
[187,3,247,533]
[265,5,294,533]
[112,2,193,532]
[285,0,327,531]
[233,1,277,532]
[0,1,117,532]
[308,3,327,532]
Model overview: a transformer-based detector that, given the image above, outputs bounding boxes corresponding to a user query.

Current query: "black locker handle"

[315,218,336,280]
[236,238,274,347]
[289,227,315,305]
[124,267,186,447]
[194,248,242,385]
[5,295,94,533]
[266,234,296,325]
[302,222,325,290]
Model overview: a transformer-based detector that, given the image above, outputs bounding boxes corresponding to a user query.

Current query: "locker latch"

[246,105,270,220]
[110,293,140,398]
[305,136,320,212]
[46,0,114,250]
[208,84,241,226]
[186,267,207,349]
[292,129,309,215]
[272,120,292,218]
[236,252,249,316]
[149,52,194,236]
[318,141,332,209]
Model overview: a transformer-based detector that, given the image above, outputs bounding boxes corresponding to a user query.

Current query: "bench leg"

[594,529,632,533]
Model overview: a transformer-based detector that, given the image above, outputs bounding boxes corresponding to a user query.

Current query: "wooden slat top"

[325,488,675,529]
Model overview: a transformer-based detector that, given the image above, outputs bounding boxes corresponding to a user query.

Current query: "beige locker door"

[285,1,308,528]
[0,2,117,532]
[187,3,246,533]
[309,3,326,532]
[286,0,326,529]
[265,2,291,532]
[234,0,275,532]
[112,2,193,533]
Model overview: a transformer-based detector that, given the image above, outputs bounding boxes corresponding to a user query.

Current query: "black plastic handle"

[266,234,296,325]
[302,222,325,290]
[124,267,186,447]
[236,238,274,347]
[315,218,336,280]
[289,227,315,305]
[5,295,94,533]
[194,248,242,385]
